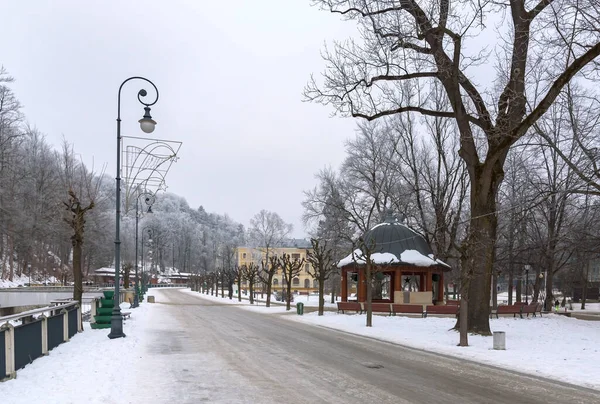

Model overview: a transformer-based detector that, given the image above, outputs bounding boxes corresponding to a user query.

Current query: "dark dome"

[338,210,450,269]
[362,212,433,259]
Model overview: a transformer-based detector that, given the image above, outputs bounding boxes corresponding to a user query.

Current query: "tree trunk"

[318,275,325,316]
[458,295,468,346]
[365,263,372,327]
[237,276,242,302]
[460,173,499,336]
[581,261,589,310]
[508,271,514,305]
[72,237,84,304]
[286,275,292,311]
[492,270,498,309]
[249,281,254,304]
[9,232,14,281]
[265,273,273,307]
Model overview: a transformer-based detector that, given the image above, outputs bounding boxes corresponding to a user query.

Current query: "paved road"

[147,289,600,404]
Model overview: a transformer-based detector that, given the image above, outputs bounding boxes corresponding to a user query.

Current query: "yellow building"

[237,241,318,293]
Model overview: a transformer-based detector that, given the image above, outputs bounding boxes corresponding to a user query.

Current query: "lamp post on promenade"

[141,227,153,294]
[109,76,159,340]
[133,192,155,308]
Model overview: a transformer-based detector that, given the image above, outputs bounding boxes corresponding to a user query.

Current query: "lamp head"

[139,106,157,133]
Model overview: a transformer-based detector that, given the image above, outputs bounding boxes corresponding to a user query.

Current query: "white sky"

[0,0,358,237]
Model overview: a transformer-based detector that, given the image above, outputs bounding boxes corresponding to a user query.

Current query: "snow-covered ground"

[0,274,29,288]
[189,290,600,390]
[1,288,598,403]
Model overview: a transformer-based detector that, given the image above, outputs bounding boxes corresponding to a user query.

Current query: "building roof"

[338,211,450,270]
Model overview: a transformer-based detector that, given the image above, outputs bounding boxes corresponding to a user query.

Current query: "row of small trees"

[191,238,338,315]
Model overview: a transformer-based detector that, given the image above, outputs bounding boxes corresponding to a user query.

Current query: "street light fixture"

[133,191,155,308]
[109,76,159,340]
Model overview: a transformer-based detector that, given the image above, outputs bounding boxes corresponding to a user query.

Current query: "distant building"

[237,239,318,293]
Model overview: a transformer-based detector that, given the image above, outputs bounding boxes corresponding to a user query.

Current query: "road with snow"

[150,289,600,404]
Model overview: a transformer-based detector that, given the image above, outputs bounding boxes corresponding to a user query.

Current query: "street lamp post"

[524,265,530,305]
[141,228,153,293]
[109,77,159,340]
[142,226,152,293]
[133,192,155,308]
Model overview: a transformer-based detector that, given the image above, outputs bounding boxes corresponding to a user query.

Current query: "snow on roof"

[338,249,449,268]
[94,267,116,274]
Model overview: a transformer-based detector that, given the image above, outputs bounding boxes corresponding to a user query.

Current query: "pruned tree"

[351,236,390,327]
[259,255,281,307]
[233,264,244,301]
[242,262,260,304]
[305,238,336,315]
[306,0,600,335]
[280,252,305,310]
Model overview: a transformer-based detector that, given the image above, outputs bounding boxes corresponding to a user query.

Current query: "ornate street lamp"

[133,191,155,308]
[109,77,159,340]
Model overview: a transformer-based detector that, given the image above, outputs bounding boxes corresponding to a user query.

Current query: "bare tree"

[306,0,600,335]
[233,264,244,302]
[242,263,260,304]
[259,255,281,307]
[280,252,305,310]
[305,238,336,315]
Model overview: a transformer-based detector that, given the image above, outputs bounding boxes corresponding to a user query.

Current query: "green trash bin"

[296,302,304,315]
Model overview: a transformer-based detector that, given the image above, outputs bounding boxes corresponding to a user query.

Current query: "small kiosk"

[338,212,451,305]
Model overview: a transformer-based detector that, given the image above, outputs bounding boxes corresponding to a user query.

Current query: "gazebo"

[338,212,451,305]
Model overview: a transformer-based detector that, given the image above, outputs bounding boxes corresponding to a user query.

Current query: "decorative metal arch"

[121,135,182,213]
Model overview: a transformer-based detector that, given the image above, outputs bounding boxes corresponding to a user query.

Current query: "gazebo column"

[419,273,425,292]
[438,272,444,303]
[357,269,366,302]
[341,269,348,302]
[426,271,433,294]
[394,270,402,291]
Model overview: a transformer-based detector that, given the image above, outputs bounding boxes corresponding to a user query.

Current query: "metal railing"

[0,301,82,382]
[148,283,189,288]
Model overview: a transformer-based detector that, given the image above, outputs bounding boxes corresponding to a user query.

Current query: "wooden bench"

[121,311,132,320]
[367,303,392,316]
[492,305,522,319]
[391,304,425,317]
[446,299,460,305]
[425,305,460,318]
[337,302,362,314]
[522,303,543,317]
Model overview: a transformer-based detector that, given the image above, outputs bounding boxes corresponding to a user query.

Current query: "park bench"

[337,302,362,314]
[425,305,460,318]
[121,311,131,320]
[522,303,543,317]
[367,303,392,316]
[492,305,523,319]
[391,304,425,317]
[446,299,460,305]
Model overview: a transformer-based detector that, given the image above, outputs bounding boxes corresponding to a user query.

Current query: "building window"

[313,279,318,288]
[304,279,310,288]
[273,278,279,285]
[292,277,300,286]
[242,253,247,259]
[292,253,301,260]
[304,263,309,272]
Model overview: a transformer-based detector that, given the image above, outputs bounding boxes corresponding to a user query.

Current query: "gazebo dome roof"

[337,211,450,270]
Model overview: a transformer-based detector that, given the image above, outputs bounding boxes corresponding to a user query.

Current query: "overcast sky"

[1,0,358,237]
